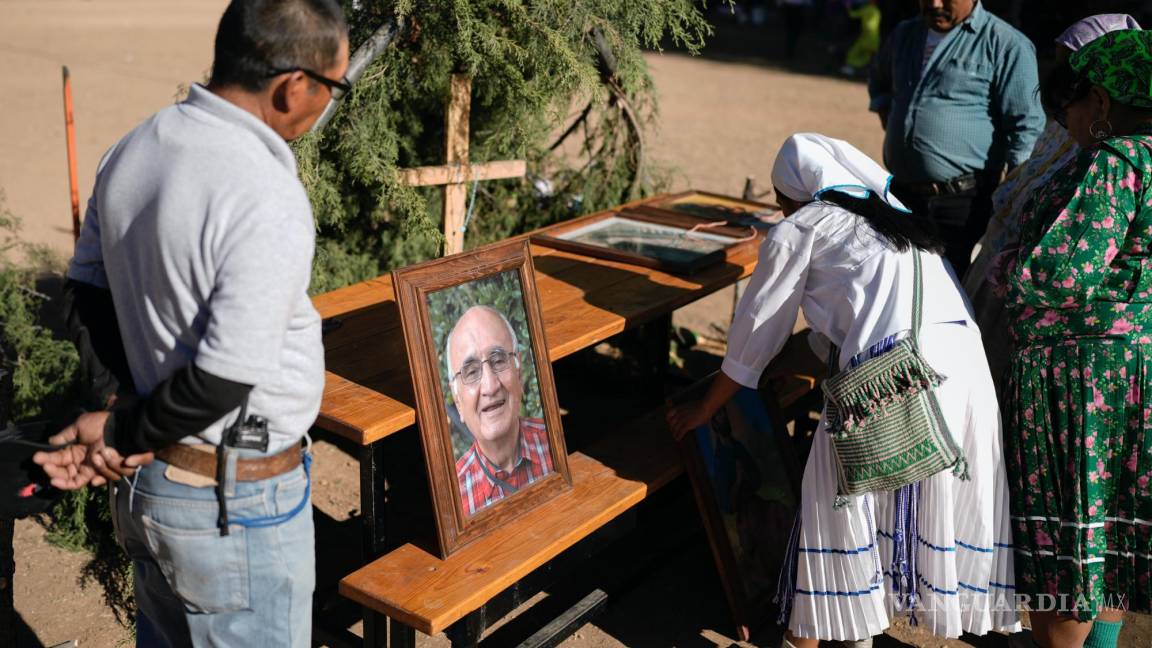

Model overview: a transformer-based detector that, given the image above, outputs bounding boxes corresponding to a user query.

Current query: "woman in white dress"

[668,133,1018,646]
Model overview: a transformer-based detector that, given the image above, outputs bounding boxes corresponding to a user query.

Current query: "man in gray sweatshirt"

[35,0,348,644]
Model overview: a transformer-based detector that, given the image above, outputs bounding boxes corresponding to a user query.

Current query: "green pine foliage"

[0,195,133,627]
[298,0,715,293]
[0,199,78,419]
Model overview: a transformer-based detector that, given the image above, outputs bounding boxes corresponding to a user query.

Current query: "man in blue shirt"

[869,0,1044,276]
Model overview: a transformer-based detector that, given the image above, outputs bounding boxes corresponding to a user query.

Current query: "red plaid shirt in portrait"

[455,418,553,517]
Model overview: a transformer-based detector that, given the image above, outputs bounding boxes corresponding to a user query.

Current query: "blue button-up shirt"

[868,3,1044,184]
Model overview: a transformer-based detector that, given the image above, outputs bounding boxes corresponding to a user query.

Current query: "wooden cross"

[398,74,527,256]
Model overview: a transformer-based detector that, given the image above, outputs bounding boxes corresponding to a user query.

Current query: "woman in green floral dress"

[1006,30,1152,648]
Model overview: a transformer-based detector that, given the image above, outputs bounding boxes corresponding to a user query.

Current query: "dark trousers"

[891,186,995,278]
[781,5,806,58]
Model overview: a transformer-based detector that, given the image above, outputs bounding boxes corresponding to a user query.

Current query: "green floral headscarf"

[1070,29,1152,108]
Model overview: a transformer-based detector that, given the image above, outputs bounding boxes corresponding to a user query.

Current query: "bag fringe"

[951,456,970,481]
[824,349,944,434]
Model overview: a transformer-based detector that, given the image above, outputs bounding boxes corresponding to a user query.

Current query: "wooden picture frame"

[674,379,797,642]
[630,190,782,230]
[530,208,758,275]
[393,239,572,557]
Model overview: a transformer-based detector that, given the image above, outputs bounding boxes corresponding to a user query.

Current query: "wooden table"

[314,240,762,441]
[312,226,763,543]
[311,208,767,646]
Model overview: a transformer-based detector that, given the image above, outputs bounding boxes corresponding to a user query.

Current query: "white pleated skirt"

[786,323,1020,641]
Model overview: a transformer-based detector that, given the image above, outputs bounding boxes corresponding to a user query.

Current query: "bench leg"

[388,618,416,648]
[359,441,388,559]
[359,611,414,648]
[360,607,387,648]
[445,608,486,647]
[639,313,672,401]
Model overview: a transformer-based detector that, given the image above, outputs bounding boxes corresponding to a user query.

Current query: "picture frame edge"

[529,206,760,276]
[672,377,783,641]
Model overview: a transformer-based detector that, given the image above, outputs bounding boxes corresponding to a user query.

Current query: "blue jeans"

[113,451,315,647]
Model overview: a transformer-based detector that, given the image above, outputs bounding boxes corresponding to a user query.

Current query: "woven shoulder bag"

[822,250,967,506]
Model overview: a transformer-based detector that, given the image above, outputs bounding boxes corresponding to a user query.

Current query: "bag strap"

[911,249,923,347]
[829,249,924,374]
[827,344,840,378]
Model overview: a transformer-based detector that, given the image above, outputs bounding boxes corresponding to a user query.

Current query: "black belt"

[893,172,992,198]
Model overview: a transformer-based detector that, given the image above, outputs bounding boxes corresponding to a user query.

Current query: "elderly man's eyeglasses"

[267,67,351,95]
[452,349,513,386]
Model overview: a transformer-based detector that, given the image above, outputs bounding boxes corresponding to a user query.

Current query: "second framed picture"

[633,190,781,228]
[393,239,571,556]
[675,381,798,641]
[530,208,758,275]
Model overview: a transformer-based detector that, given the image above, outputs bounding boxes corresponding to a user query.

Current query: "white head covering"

[770,132,909,212]
[1055,14,1141,52]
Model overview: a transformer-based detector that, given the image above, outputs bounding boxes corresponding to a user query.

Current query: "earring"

[1090,118,1114,140]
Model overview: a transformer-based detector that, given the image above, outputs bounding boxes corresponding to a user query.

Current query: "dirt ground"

[2,2,1148,647]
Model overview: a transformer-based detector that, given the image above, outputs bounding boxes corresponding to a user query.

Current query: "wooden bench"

[339,414,680,644]
[336,369,819,647]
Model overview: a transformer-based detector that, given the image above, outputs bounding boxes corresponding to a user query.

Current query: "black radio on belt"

[225,412,269,453]
[216,396,270,536]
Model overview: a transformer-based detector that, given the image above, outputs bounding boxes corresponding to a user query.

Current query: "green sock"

[1084,619,1123,648]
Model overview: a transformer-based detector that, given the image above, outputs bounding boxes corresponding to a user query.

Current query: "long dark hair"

[1042,58,1091,118]
[816,190,945,255]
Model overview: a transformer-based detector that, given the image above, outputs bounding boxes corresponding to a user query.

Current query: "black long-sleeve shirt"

[65,279,251,455]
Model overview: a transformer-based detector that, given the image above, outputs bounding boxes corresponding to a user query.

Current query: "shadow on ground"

[11,610,47,648]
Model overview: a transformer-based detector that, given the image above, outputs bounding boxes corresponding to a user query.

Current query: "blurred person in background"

[869,0,1044,276]
[779,0,815,57]
[840,0,882,76]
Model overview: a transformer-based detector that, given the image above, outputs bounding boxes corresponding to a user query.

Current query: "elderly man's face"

[919,0,975,32]
[448,308,523,450]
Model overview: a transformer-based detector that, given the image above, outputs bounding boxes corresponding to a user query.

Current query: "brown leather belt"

[156,443,301,481]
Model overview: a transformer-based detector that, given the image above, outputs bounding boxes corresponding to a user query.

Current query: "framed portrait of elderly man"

[393,239,571,556]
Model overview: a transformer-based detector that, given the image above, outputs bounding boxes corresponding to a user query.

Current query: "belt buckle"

[948,174,977,195]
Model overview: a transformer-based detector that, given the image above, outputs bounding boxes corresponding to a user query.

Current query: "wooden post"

[62,66,81,242]
[442,74,471,256]
[398,75,527,257]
